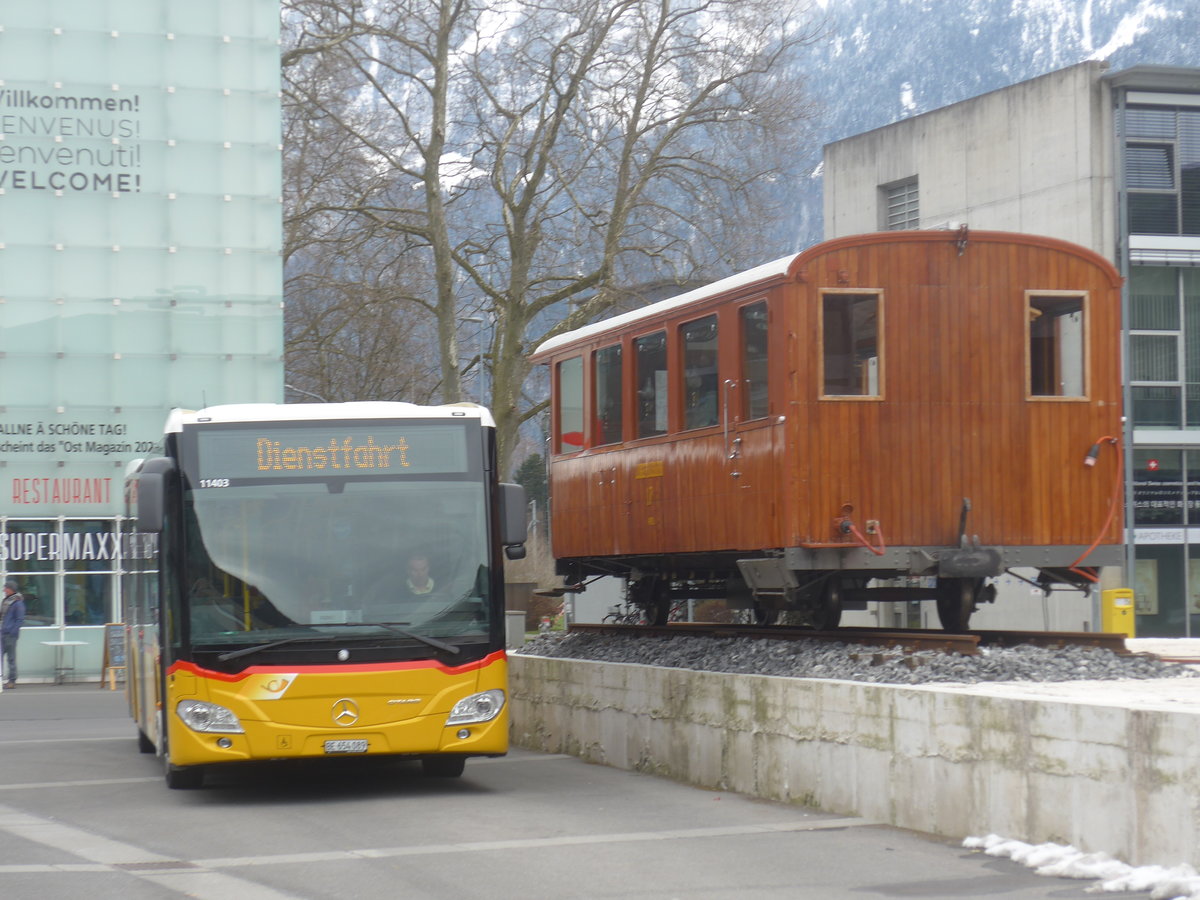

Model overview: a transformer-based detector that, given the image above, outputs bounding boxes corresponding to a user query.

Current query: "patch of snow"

[1087,2,1171,61]
[964,834,1200,899]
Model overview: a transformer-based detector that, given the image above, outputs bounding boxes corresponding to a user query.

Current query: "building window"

[881,177,919,230]
[821,291,881,397]
[739,301,769,419]
[594,344,623,445]
[1129,447,1200,637]
[1,518,121,628]
[1131,333,1180,383]
[63,520,117,625]
[555,356,584,453]
[1125,105,1200,236]
[681,315,718,430]
[1130,266,1180,427]
[1128,143,1176,190]
[635,332,668,438]
[1186,268,1200,426]
[1129,267,1200,428]
[1027,293,1086,398]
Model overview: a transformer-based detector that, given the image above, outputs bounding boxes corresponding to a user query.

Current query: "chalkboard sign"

[101,623,126,689]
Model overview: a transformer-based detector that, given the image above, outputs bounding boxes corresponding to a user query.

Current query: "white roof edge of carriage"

[532,253,798,359]
[163,401,495,433]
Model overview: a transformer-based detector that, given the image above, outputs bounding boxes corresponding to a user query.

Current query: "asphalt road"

[0,683,1150,900]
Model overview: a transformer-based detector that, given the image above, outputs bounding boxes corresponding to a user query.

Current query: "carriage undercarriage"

[558,542,1123,632]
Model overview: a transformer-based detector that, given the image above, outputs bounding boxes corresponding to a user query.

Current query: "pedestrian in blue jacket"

[2,579,25,688]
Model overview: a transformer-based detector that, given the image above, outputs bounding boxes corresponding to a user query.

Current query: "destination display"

[193,422,474,483]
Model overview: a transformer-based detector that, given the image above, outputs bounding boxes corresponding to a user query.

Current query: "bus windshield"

[183,478,491,648]
[172,415,496,653]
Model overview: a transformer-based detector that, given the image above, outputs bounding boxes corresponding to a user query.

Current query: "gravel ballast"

[518,631,1198,685]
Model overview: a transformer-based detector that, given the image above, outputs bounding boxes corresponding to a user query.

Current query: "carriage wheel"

[753,603,780,626]
[630,578,670,625]
[645,582,671,626]
[936,577,979,632]
[812,577,844,631]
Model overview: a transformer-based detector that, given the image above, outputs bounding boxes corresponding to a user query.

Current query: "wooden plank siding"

[532,231,1123,565]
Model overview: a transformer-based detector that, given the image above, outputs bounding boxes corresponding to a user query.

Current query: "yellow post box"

[1100,588,1136,637]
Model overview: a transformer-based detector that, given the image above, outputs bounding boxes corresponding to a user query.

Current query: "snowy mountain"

[786,0,1199,246]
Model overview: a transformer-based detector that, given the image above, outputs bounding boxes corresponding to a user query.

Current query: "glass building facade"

[0,1,282,680]
[1118,81,1200,636]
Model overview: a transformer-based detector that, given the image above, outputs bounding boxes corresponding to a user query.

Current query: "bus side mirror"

[136,457,176,533]
[499,482,528,559]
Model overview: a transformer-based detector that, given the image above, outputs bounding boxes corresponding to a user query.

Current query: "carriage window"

[1028,293,1086,398]
[740,302,769,419]
[822,292,880,397]
[594,344,623,445]
[635,331,668,438]
[682,315,719,429]
[556,356,584,452]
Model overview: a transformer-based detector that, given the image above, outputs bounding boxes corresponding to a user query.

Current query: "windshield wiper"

[376,623,460,656]
[216,635,334,662]
[215,624,461,662]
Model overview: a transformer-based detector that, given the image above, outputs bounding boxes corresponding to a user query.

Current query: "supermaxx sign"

[0,530,157,563]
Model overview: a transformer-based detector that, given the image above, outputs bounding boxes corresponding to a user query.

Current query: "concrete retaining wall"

[509,654,1200,868]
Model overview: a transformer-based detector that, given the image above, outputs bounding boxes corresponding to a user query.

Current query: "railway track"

[566,621,1130,657]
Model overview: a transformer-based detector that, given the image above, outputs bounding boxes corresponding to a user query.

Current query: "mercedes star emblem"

[332,698,360,726]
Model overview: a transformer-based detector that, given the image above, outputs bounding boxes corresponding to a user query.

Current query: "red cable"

[848,522,887,556]
[1068,435,1122,582]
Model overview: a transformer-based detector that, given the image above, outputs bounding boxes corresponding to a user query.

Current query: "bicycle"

[602,603,645,625]
[602,599,688,625]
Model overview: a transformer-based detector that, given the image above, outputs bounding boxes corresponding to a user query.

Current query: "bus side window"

[740,301,769,419]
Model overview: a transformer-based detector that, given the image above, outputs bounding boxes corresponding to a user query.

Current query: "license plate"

[324,739,368,754]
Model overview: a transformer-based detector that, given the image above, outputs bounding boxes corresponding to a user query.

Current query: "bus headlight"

[446,689,505,725]
[176,699,244,734]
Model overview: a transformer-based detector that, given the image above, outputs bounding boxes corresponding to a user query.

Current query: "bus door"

[128,557,164,750]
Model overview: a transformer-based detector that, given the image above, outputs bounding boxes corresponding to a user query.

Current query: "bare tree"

[282,0,822,470]
[281,3,443,403]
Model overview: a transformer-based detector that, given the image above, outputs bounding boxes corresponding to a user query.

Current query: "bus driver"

[402,553,436,599]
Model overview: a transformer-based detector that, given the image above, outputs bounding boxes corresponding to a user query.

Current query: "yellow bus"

[122,402,526,788]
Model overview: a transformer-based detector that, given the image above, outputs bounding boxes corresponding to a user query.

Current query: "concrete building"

[823,61,1200,637]
[0,1,283,681]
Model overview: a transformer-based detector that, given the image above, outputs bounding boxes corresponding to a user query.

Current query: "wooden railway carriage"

[530,230,1124,630]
